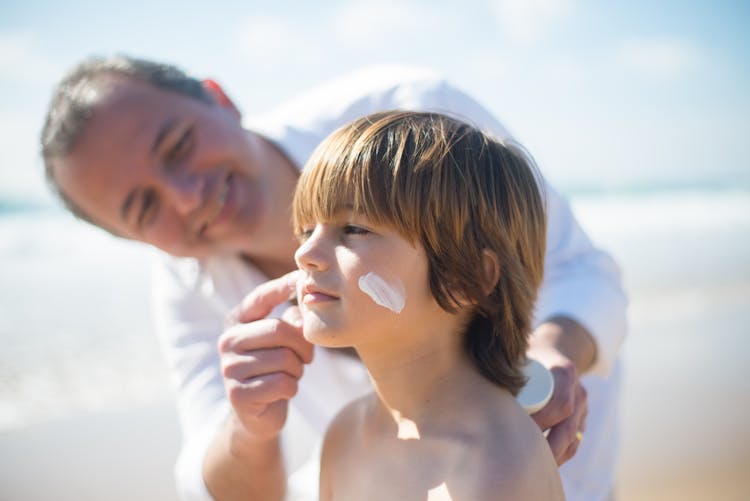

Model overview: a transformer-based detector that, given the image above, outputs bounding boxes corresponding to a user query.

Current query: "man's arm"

[153,252,310,501]
[204,273,312,501]
[531,315,597,375]
[525,187,627,464]
[203,414,286,501]
[534,184,628,377]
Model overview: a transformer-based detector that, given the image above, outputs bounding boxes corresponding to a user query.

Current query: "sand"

[0,403,181,501]
[2,302,749,501]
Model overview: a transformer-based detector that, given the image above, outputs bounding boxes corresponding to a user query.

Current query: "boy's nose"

[294,228,330,272]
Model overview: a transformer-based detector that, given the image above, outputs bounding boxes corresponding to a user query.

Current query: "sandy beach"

[2,298,749,501]
[0,403,181,501]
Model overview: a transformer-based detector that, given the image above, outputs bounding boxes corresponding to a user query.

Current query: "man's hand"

[529,347,588,465]
[527,316,595,465]
[218,271,314,441]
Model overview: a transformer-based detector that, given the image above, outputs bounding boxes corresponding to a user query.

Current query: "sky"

[1,0,748,204]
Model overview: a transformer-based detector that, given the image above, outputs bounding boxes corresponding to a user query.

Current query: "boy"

[294,111,564,500]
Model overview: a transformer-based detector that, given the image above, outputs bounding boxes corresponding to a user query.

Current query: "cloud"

[234,3,445,73]
[617,38,699,80]
[235,14,324,66]
[0,31,63,85]
[333,1,440,44]
[492,0,572,43]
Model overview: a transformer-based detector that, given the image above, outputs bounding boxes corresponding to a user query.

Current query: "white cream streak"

[358,272,405,313]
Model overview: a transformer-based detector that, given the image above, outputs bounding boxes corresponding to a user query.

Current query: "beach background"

[1,1,749,500]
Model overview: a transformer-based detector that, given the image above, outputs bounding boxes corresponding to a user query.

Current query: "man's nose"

[163,171,204,215]
[294,228,330,272]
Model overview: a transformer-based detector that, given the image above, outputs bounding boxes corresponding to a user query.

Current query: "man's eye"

[166,127,194,164]
[138,190,158,227]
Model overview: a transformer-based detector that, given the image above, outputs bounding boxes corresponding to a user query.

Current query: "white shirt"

[152,65,628,501]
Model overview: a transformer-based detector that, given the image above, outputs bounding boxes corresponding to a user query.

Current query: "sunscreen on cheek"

[358,272,406,313]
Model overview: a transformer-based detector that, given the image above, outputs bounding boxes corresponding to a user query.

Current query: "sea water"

[0,208,168,430]
[1,188,749,432]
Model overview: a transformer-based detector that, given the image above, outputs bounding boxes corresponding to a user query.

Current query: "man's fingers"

[531,365,576,430]
[219,317,314,364]
[545,383,588,465]
[227,271,300,325]
[222,347,306,381]
[558,430,582,465]
[545,416,576,463]
[225,372,297,409]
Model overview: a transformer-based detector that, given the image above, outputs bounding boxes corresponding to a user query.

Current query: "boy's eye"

[344,224,370,236]
[297,228,314,242]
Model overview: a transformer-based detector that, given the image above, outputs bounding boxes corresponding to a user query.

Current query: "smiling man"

[41,56,627,501]
[50,75,298,267]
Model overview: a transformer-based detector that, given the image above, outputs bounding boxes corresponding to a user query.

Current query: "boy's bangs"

[295,152,354,228]
[294,125,399,233]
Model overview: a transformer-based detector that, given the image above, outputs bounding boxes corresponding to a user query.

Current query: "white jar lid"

[516,358,554,414]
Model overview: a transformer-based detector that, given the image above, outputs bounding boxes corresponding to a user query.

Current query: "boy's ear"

[202,79,241,119]
[481,249,501,296]
[449,250,500,311]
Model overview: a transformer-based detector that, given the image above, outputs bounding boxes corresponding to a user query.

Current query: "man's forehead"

[96,75,166,102]
[73,79,175,157]
[94,78,174,124]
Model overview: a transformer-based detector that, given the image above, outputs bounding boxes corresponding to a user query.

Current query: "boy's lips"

[301,282,339,304]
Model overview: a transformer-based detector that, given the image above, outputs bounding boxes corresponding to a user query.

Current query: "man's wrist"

[529,316,597,374]
[203,412,286,501]
[225,411,283,462]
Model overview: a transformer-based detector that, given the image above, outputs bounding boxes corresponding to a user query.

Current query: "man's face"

[54,77,282,259]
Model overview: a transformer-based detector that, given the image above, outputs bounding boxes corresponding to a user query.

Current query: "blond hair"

[293,111,546,393]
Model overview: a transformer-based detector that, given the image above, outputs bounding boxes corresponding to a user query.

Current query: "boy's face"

[53,77,286,259]
[294,211,449,349]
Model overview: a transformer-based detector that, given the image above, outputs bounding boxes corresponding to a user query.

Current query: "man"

[42,56,627,501]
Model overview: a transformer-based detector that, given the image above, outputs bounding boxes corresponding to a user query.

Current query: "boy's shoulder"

[324,392,371,439]
[319,393,374,500]
[320,392,373,466]
[462,406,565,500]
[321,391,564,501]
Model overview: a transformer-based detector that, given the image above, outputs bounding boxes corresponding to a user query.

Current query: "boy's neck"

[356,327,513,437]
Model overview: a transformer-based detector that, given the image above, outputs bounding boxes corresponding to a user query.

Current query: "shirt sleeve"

[417,78,628,376]
[534,184,628,377]
[151,252,230,501]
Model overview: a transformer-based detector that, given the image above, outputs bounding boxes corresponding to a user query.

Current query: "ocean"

[1,188,749,431]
